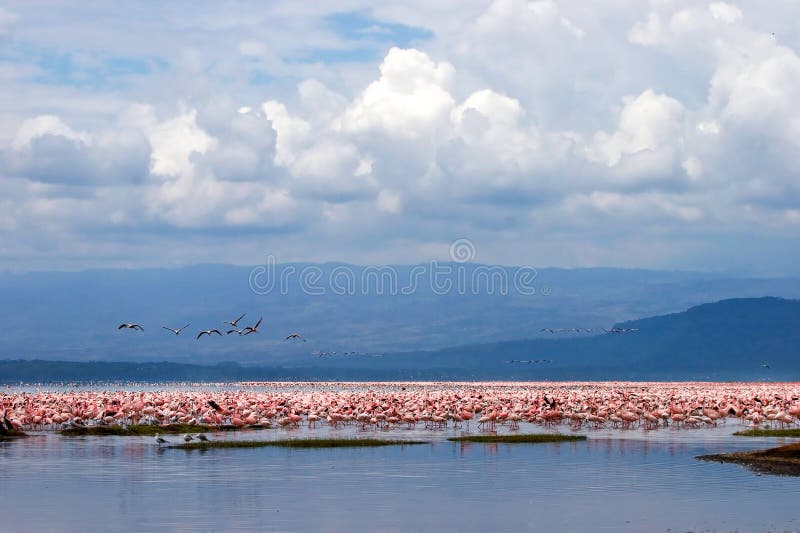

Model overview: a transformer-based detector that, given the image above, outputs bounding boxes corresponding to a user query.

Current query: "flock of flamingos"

[2,382,799,434]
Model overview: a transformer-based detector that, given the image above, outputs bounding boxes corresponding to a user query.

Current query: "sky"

[1,0,799,274]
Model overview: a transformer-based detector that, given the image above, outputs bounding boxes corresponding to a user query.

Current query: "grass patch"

[734,428,800,437]
[447,434,586,444]
[698,443,800,476]
[61,423,216,436]
[176,438,429,450]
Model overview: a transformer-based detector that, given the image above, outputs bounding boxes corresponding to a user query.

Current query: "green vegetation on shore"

[447,434,586,444]
[177,438,429,450]
[734,428,800,437]
[60,423,216,436]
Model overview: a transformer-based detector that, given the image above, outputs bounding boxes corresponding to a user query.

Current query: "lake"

[2,409,799,532]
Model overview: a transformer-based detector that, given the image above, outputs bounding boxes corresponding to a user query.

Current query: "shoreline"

[698,443,800,476]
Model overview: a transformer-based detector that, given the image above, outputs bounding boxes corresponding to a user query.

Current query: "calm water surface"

[1,398,799,532]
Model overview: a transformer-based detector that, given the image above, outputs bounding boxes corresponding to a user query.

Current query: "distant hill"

[358,296,800,379]
[1,297,798,381]
[1,263,799,366]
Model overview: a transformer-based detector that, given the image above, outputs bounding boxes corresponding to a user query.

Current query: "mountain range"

[1,263,799,366]
[1,295,797,382]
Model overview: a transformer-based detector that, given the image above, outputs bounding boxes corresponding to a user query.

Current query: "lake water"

[2,417,799,533]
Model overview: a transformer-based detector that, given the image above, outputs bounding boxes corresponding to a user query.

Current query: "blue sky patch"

[326,11,434,46]
[287,10,434,65]
[288,46,382,65]
[4,45,168,89]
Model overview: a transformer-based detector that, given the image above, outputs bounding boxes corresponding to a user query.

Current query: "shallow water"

[2,419,799,533]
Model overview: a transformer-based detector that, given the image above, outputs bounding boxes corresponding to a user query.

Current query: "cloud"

[564,191,704,223]
[200,109,277,183]
[709,2,743,24]
[0,7,18,39]
[298,79,347,124]
[148,109,217,178]
[2,1,800,273]
[438,89,564,199]
[628,12,663,46]
[376,189,402,213]
[239,40,270,60]
[5,114,149,185]
[11,115,89,149]
[339,47,455,139]
[262,100,311,167]
[711,46,800,144]
[586,90,685,184]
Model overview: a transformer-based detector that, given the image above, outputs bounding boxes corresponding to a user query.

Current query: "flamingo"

[197,329,222,339]
[5,382,800,438]
[224,313,246,328]
[284,332,305,342]
[241,317,262,335]
[118,323,144,331]
[162,324,190,335]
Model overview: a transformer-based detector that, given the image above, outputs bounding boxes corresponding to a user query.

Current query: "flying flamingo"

[241,317,262,335]
[162,324,190,335]
[197,329,222,339]
[223,313,246,328]
[118,323,144,331]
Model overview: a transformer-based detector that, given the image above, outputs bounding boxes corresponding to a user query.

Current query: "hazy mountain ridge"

[361,296,800,378]
[1,264,799,366]
[1,297,798,381]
